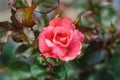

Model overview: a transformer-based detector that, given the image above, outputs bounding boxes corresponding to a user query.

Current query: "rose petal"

[62,41,82,61]
[42,26,54,40]
[61,17,75,30]
[52,46,67,58]
[39,26,54,53]
[42,52,57,58]
[49,17,75,30]
[72,30,84,42]
[49,17,61,27]
[39,33,50,53]
[53,27,71,47]
[45,39,54,47]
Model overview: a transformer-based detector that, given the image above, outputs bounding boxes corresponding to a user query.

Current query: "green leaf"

[39,14,49,29]
[14,0,26,8]
[88,49,108,65]
[65,60,79,70]
[52,65,67,80]
[100,27,105,36]
[113,42,120,55]
[31,63,46,78]
[0,46,2,55]
[32,0,43,5]
[15,44,29,54]
[65,60,80,80]
[78,42,105,66]
[0,22,13,44]
[111,56,120,80]
[8,60,31,80]
[95,69,113,80]
[9,61,30,71]
[35,0,59,13]
[0,40,17,65]
[14,44,33,57]
[101,7,115,26]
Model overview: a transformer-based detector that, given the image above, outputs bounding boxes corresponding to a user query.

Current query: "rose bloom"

[39,17,84,61]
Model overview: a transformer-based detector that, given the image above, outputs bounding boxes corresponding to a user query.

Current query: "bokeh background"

[0,0,120,28]
[1,0,120,80]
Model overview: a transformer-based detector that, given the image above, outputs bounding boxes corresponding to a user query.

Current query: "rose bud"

[15,6,36,27]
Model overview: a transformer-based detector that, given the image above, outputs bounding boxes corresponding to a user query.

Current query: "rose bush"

[39,17,84,61]
[1,0,120,80]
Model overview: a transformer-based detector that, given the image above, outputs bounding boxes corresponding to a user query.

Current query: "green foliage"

[0,0,120,80]
[39,14,49,29]
[14,0,26,8]
[35,0,59,13]
[31,63,46,78]
[111,56,120,80]
[87,49,108,65]
[100,27,106,36]
[8,60,31,80]
[14,44,33,57]
[51,65,67,80]
[0,40,17,65]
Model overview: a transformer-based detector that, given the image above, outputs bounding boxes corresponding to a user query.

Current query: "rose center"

[53,32,69,45]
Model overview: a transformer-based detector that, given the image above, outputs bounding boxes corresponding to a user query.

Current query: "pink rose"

[39,17,84,61]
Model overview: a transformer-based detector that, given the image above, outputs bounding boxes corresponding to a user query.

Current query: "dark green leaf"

[14,44,30,54]
[111,56,120,80]
[88,49,107,65]
[9,60,30,71]
[39,14,49,28]
[101,7,115,26]
[31,63,46,78]
[65,60,79,70]
[8,60,31,80]
[113,42,120,55]
[32,0,43,5]
[95,69,113,80]
[14,0,26,8]
[14,44,33,57]
[78,42,104,66]
[100,27,105,36]
[0,46,2,55]
[35,0,59,13]
[52,65,67,80]
[0,40,17,65]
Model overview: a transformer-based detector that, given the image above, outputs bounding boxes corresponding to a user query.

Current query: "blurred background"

[1,0,120,80]
[0,0,11,21]
[0,0,120,28]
